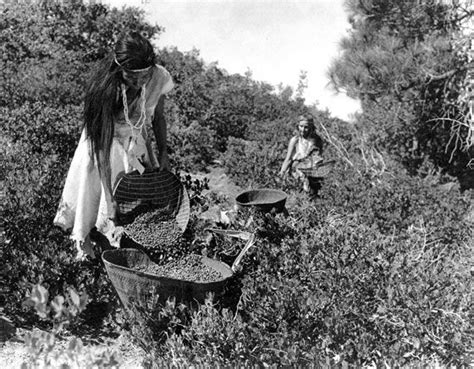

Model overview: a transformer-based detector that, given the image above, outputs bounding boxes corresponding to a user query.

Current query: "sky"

[105,0,361,121]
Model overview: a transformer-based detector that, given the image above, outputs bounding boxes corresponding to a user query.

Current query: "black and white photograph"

[1,0,473,367]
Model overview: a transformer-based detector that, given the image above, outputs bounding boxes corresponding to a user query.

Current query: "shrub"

[168,121,218,172]
[222,136,298,191]
[2,102,115,323]
[123,170,472,366]
[1,2,160,108]
[21,284,121,368]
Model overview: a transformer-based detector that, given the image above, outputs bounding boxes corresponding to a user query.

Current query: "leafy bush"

[318,162,472,238]
[167,131,472,366]
[222,136,281,188]
[1,2,160,108]
[125,187,472,366]
[1,101,116,324]
[328,0,473,184]
[2,102,81,156]
[168,121,218,172]
[21,284,121,368]
[160,47,306,152]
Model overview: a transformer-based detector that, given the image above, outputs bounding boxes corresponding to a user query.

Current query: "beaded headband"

[298,115,314,125]
[114,55,152,73]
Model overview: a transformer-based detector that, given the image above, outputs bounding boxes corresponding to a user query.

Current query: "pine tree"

[329,0,473,188]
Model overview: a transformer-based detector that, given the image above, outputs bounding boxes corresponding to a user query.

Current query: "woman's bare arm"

[279,136,297,176]
[151,95,170,171]
[98,151,117,220]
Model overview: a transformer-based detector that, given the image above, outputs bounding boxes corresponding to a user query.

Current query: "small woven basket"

[297,160,334,178]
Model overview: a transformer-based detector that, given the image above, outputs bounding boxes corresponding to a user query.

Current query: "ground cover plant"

[2,1,473,367]
[116,166,473,367]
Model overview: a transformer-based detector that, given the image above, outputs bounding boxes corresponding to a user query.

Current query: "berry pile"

[135,254,223,283]
[124,208,182,247]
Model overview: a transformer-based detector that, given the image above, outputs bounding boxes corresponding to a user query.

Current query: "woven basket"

[113,169,190,245]
[297,160,334,178]
[102,230,255,310]
[102,248,232,310]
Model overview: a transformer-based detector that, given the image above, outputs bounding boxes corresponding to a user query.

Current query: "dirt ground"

[0,166,242,368]
[0,331,144,368]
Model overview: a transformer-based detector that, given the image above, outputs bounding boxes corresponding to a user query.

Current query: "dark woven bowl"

[235,188,287,213]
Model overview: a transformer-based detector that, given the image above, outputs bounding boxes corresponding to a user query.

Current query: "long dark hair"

[83,31,156,174]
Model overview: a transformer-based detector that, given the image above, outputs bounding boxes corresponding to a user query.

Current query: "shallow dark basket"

[102,249,233,310]
[235,188,287,213]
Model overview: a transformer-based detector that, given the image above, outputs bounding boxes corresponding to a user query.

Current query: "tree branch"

[424,63,473,82]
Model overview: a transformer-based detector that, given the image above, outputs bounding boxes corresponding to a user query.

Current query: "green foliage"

[2,102,81,157]
[23,284,88,326]
[125,173,472,366]
[194,114,472,366]
[160,47,306,152]
[2,100,119,322]
[1,2,158,324]
[1,2,160,108]
[21,284,120,368]
[168,121,217,172]
[329,0,473,186]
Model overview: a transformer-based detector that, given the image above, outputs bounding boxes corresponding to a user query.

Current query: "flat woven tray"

[297,160,335,178]
[113,170,189,243]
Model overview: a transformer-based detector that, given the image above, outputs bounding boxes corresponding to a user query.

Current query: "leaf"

[68,337,78,351]
[79,292,89,310]
[33,284,49,305]
[51,295,65,317]
[68,288,80,307]
[412,337,420,349]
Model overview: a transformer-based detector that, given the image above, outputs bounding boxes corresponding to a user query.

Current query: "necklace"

[121,83,147,132]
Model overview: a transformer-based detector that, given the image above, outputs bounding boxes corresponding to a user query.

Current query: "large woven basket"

[102,230,255,311]
[102,249,232,310]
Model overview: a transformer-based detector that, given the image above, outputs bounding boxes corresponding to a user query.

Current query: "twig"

[317,120,360,175]
[426,117,473,161]
[423,64,471,83]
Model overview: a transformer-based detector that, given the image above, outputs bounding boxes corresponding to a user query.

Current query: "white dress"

[54,65,174,258]
[291,136,323,180]
[292,136,316,162]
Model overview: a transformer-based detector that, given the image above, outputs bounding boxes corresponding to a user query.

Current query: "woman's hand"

[158,152,170,172]
[107,199,118,223]
[152,96,170,172]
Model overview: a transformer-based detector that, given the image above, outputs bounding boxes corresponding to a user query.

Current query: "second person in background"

[279,114,323,192]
